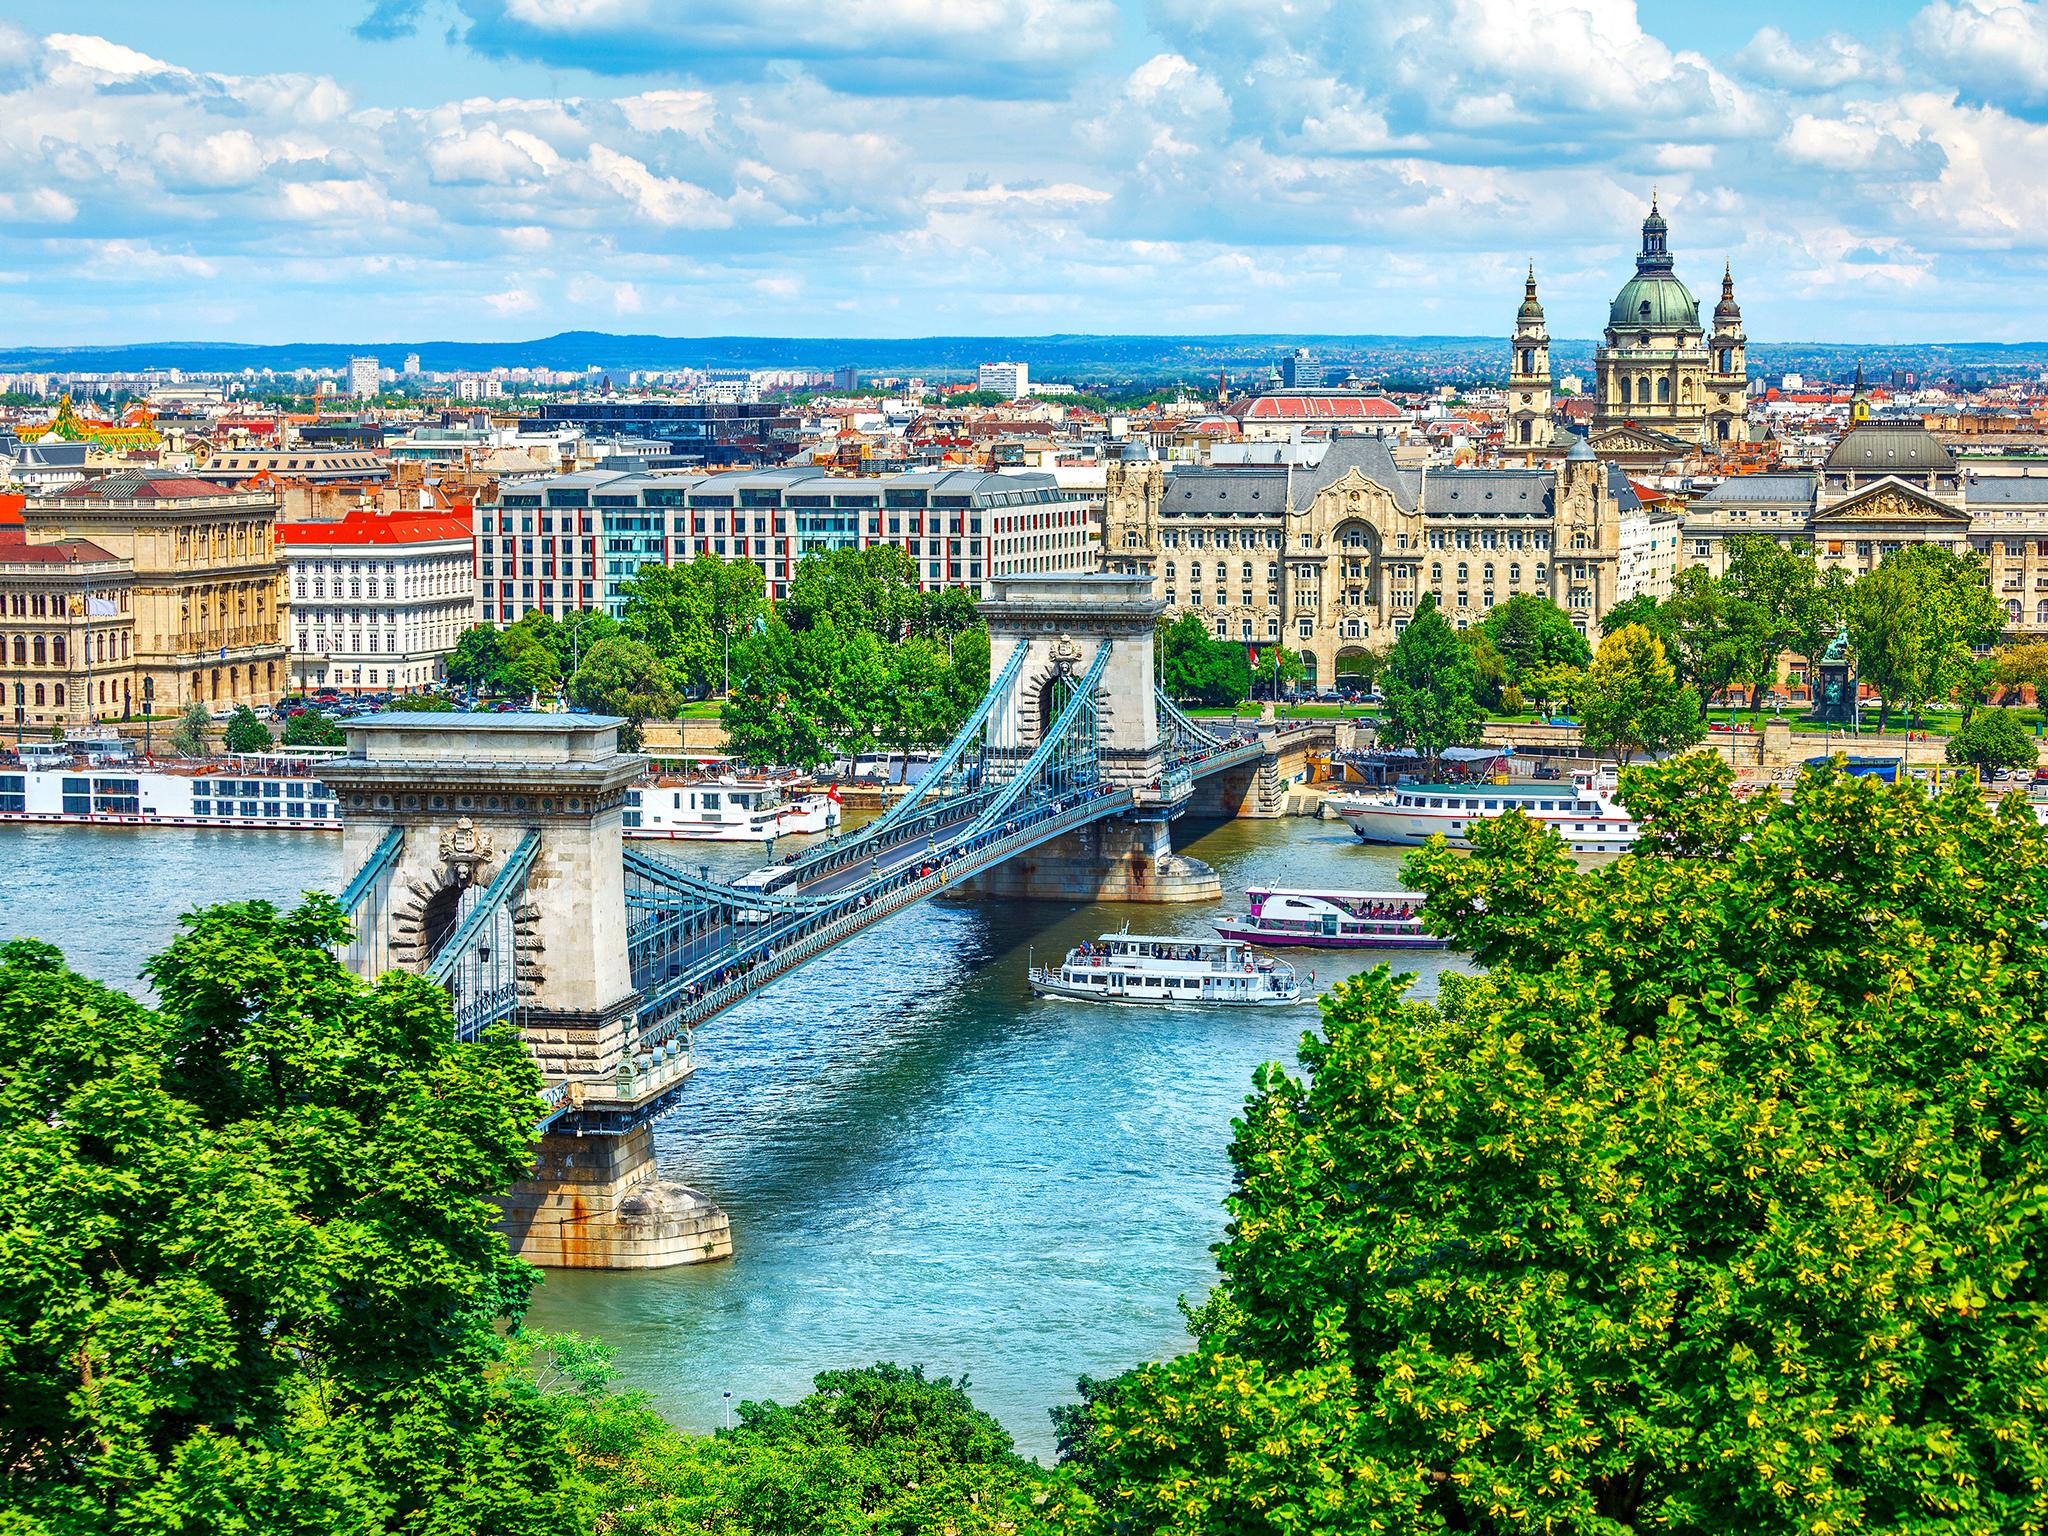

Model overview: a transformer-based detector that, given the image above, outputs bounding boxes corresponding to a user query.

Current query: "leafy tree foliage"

[1947,705,2038,774]
[1598,591,1665,640]
[167,700,211,757]
[1160,613,1250,707]
[1848,543,2006,730]
[221,704,271,754]
[1459,628,1508,711]
[1071,755,2048,1535]
[1577,622,1703,763]
[1720,534,1824,710]
[0,900,571,1535]
[1995,638,2048,705]
[1377,595,1481,759]
[569,636,679,751]
[619,557,764,698]
[1522,660,1584,717]
[551,1356,1085,1535]
[1478,593,1589,685]
[281,708,345,747]
[1657,567,1744,700]
[784,546,924,643]
[447,624,506,692]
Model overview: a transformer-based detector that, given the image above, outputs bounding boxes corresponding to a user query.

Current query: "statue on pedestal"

[1805,629,1856,727]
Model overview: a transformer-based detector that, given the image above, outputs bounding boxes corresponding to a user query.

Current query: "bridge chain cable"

[961,645,1110,842]
[424,828,542,988]
[336,826,404,915]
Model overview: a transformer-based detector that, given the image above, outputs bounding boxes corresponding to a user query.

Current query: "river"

[0,814,1464,1459]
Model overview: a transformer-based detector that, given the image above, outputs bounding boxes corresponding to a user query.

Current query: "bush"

[1499,684,1525,716]
[221,704,272,754]
[282,709,345,747]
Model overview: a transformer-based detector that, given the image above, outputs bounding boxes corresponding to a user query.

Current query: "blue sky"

[0,0,2045,345]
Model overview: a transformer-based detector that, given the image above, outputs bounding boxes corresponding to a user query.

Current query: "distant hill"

[0,330,2043,383]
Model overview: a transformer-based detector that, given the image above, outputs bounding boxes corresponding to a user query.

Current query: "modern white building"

[347,355,382,399]
[279,508,477,693]
[977,361,1029,399]
[1615,506,1684,604]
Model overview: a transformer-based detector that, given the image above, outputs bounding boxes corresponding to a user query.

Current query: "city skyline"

[3,0,2048,345]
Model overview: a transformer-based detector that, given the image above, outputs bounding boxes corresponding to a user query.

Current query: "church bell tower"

[1508,263,1552,451]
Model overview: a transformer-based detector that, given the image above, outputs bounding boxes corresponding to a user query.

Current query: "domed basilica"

[1510,197,1748,454]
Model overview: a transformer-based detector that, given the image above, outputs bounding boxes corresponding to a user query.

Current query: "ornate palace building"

[24,471,287,712]
[1515,198,1748,456]
[1102,436,1681,689]
[0,499,138,733]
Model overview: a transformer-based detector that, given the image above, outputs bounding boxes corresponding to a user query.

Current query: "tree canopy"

[1848,543,2007,730]
[0,900,572,1535]
[1477,594,1588,685]
[1376,595,1482,759]
[568,635,679,751]
[1159,613,1250,707]
[1947,705,2038,774]
[1576,622,1704,764]
[1069,754,2048,1535]
[221,704,271,754]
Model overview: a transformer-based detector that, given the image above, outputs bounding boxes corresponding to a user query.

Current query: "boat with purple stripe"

[1212,887,1446,950]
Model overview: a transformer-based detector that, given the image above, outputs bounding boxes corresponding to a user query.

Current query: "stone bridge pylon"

[961,573,1221,902]
[320,715,732,1271]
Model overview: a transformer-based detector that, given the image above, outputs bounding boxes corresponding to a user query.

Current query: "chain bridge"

[320,575,1333,1269]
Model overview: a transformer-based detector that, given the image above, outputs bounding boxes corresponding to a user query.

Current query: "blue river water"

[0,814,1464,1458]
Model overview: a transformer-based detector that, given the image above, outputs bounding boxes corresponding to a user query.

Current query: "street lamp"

[141,676,155,758]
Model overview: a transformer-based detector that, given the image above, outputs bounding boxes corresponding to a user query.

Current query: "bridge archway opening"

[419,880,466,962]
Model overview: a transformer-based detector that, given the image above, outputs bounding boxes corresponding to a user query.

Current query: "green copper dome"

[1609,272,1700,331]
[1608,196,1700,333]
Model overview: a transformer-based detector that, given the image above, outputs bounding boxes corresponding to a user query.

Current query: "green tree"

[222,704,272,753]
[1071,754,2048,1536]
[552,1355,1085,1535]
[1996,637,2048,707]
[1160,613,1251,707]
[1478,593,1589,685]
[1460,628,1508,711]
[281,708,346,747]
[1376,594,1482,760]
[785,546,922,643]
[499,625,562,701]
[722,620,831,770]
[1721,534,1821,711]
[447,624,507,693]
[569,636,678,751]
[1848,543,2007,730]
[554,607,621,675]
[167,699,211,757]
[0,901,571,1535]
[1947,705,2038,774]
[1577,621,1703,764]
[1658,566,1742,701]
[382,691,456,713]
[1523,660,1584,718]
[619,556,766,697]
[1598,590,1666,641]
[878,635,951,774]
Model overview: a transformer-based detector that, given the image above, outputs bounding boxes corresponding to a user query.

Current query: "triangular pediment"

[1590,426,1695,455]
[1811,477,1970,525]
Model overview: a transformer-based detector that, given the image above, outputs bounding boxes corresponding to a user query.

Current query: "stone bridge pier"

[321,714,731,1271]
[954,573,1219,904]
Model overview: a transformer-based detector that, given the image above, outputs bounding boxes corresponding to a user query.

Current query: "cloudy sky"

[1,0,2045,344]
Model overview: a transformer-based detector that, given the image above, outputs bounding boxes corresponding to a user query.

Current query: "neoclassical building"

[1682,401,2048,636]
[1517,198,1748,455]
[1103,435,1678,687]
[25,471,287,711]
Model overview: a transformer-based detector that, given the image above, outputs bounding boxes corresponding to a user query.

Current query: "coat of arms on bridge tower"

[1051,633,1083,674]
[439,818,495,884]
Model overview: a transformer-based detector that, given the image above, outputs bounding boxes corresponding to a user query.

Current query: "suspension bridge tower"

[321,714,731,1270]
[962,573,1221,902]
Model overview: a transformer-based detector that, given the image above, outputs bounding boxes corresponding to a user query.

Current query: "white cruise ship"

[1029,929,1301,1006]
[623,777,842,841]
[0,753,341,830]
[1341,772,1637,853]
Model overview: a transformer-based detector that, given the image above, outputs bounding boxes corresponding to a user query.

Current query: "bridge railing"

[639,779,1132,1044]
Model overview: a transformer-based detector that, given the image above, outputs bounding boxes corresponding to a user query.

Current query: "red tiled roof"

[0,524,120,563]
[55,471,232,500]
[0,494,24,528]
[275,510,474,547]
[1229,394,1405,421]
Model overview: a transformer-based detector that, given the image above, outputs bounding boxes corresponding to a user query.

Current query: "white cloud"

[483,285,539,313]
[1734,26,1893,90]
[1912,0,2048,104]
[617,88,717,137]
[425,123,563,184]
[584,143,735,228]
[153,129,269,191]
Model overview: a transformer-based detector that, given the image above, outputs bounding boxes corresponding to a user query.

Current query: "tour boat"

[624,777,842,841]
[1213,887,1446,949]
[1028,929,1302,1006]
[1341,772,1637,853]
[0,750,342,831]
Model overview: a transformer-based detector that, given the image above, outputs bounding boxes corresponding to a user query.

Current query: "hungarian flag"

[1248,646,1260,667]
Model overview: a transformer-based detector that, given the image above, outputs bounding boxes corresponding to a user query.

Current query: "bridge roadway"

[628,735,1276,1046]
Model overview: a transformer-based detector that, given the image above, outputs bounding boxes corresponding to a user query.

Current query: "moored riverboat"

[624,776,841,841]
[1341,772,1637,853]
[1029,929,1301,1006]
[0,752,342,831]
[1214,887,1446,949]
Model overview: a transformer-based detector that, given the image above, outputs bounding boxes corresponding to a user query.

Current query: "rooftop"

[276,510,474,546]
